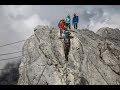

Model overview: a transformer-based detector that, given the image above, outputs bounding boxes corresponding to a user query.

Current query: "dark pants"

[60,29,63,37]
[73,22,78,29]
[66,23,71,29]
[63,33,71,61]
[64,42,70,61]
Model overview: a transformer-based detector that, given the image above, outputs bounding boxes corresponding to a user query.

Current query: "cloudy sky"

[0,5,120,68]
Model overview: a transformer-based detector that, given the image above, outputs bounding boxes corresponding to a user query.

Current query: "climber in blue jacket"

[72,13,79,29]
[65,14,71,29]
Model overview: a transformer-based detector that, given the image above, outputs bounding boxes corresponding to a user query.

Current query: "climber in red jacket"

[58,18,66,37]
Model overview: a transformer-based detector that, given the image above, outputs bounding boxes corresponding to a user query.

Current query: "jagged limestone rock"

[18,25,120,85]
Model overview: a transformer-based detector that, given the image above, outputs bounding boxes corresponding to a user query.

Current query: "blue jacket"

[65,17,71,23]
[72,16,79,23]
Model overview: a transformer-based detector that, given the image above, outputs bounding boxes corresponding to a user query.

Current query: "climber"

[72,13,79,29]
[63,26,71,61]
[65,14,71,29]
[63,26,71,37]
[58,18,66,37]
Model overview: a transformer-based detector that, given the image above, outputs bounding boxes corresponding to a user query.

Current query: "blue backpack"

[63,29,68,35]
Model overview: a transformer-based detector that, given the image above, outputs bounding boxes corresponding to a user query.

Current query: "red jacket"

[58,21,66,30]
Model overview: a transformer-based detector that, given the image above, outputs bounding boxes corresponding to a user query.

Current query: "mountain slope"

[18,25,120,85]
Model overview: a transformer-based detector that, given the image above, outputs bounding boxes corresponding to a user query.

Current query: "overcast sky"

[0,5,120,69]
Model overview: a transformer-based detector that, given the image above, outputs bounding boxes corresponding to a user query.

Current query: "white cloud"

[2,5,33,19]
[109,14,120,25]
[88,13,120,32]
[24,14,50,30]
[10,14,50,39]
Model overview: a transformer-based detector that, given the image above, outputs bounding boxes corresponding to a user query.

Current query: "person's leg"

[67,44,70,55]
[67,23,69,29]
[67,23,70,29]
[66,23,68,27]
[75,23,77,29]
[76,23,78,29]
[74,23,76,29]
[75,23,76,29]
[64,45,68,61]
[60,30,61,37]
[60,29,62,37]
[74,23,75,29]
[69,23,71,29]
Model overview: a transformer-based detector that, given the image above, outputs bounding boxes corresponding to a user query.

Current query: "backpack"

[65,17,71,23]
[63,29,70,44]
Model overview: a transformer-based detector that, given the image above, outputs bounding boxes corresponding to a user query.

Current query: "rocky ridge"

[18,26,120,85]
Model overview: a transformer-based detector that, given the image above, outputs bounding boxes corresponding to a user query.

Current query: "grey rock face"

[96,27,120,47]
[18,26,120,85]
